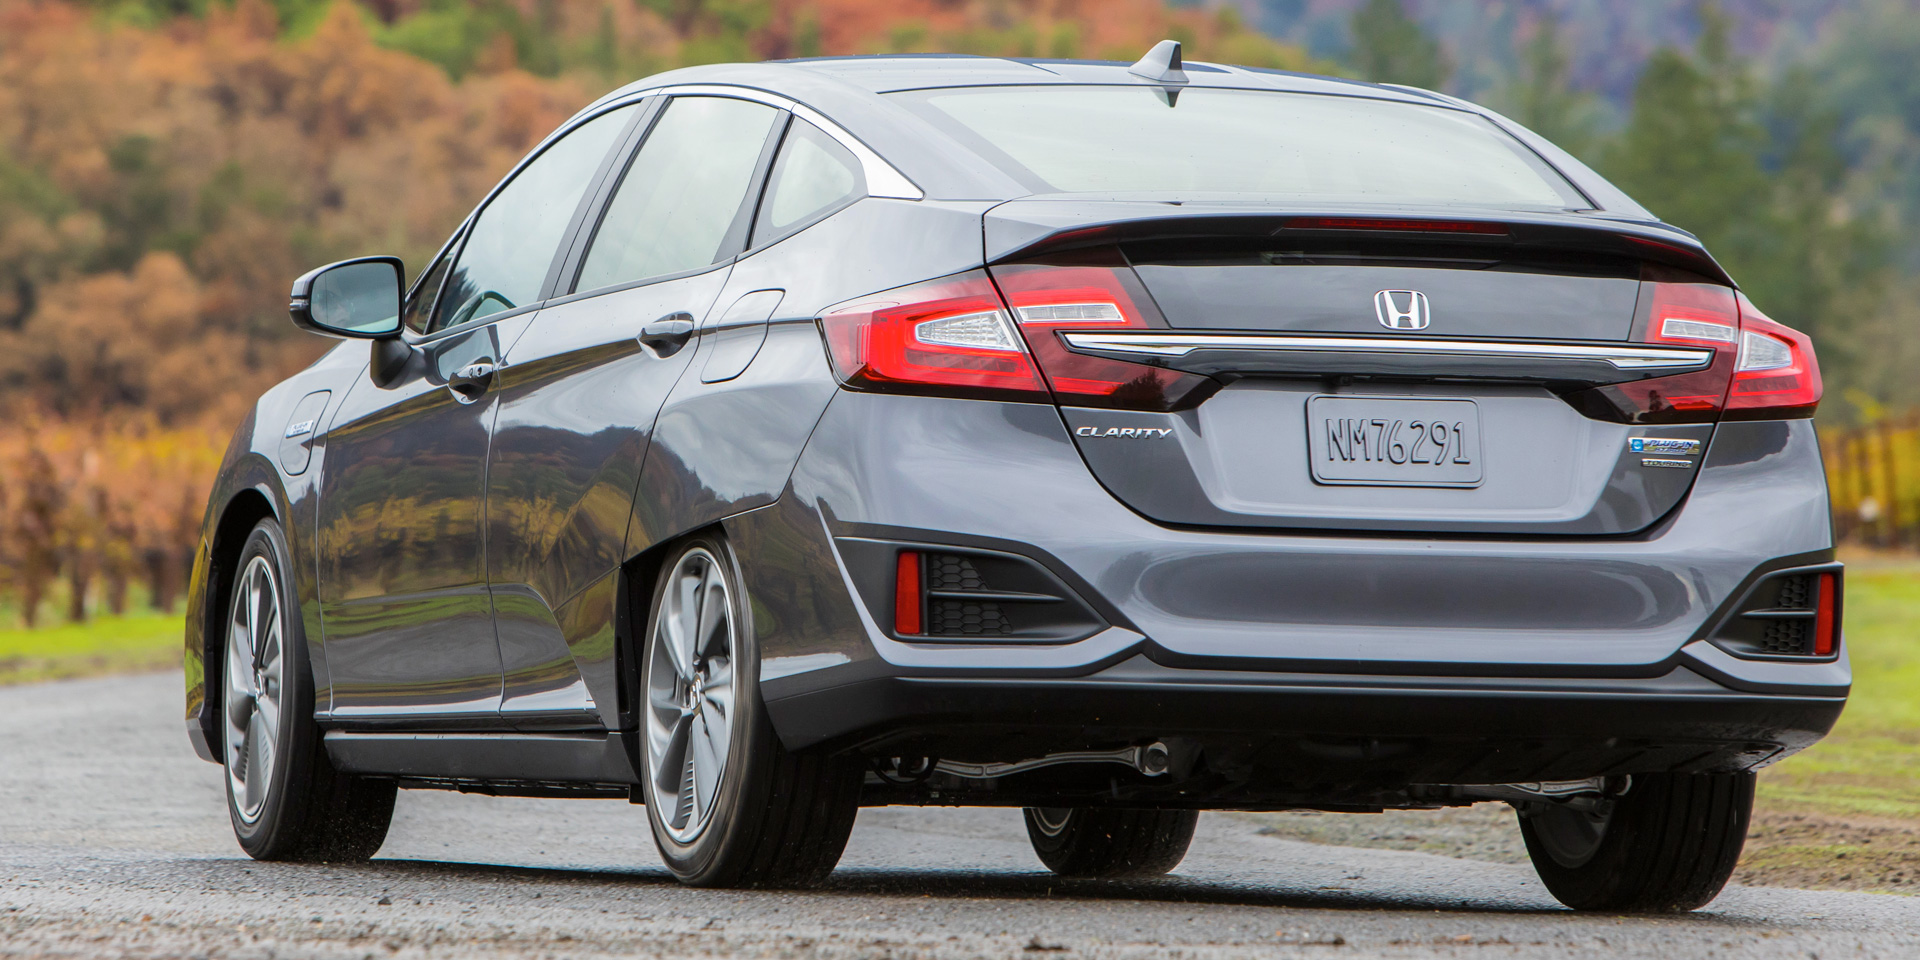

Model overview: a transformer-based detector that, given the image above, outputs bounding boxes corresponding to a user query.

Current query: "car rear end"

[765,76,1846,812]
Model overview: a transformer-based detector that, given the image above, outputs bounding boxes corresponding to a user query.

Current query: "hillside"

[1227,0,1856,107]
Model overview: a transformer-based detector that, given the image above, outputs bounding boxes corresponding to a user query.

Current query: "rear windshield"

[889,85,1587,209]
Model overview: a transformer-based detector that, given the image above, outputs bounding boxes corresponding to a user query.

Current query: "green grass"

[1756,565,1920,822]
[0,609,184,685]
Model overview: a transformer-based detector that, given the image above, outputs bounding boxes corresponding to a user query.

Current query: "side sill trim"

[323,730,640,785]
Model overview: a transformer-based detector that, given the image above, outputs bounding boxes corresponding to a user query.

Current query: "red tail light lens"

[990,260,1217,411]
[1727,294,1822,419]
[1608,280,1742,422]
[818,270,1047,401]
[1570,275,1820,422]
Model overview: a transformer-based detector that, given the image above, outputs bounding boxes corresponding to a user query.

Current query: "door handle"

[447,359,496,403]
[639,312,696,357]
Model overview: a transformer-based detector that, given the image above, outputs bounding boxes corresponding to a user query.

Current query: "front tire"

[1519,772,1754,912]
[222,519,395,861]
[641,534,861,887]
[1023,807,1198,878]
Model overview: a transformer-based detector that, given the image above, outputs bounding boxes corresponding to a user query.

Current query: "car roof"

[776,54,1448,101]
[600,53,1449,107]
[577,54,1651,218]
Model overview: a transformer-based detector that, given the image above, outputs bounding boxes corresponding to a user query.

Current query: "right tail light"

[1572,272,1822,423]
[1727,293,1822,418]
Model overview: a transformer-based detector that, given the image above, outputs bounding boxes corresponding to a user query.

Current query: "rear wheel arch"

[616,529,713,739]
[628,526,861,886]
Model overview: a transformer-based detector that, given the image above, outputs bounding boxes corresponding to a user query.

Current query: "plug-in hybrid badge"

[1630,437,1702,455]
[1375,290,1431,330]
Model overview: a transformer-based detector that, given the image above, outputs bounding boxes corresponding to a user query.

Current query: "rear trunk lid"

[985,201,1727,536]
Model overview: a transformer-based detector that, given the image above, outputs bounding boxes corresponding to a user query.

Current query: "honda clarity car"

[184,42,1845,912]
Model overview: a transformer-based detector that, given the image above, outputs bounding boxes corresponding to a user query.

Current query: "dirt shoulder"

[1238,799,1920,896]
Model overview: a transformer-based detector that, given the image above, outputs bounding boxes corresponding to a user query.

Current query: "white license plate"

[1307,397,1483,487]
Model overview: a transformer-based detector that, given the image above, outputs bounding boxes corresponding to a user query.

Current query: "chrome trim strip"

[639,84,924,200]
[1058,332,1714,371]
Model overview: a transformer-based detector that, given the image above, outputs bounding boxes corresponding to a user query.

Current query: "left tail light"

[991,258,1216,411]
[815,259,1217,411]
[818,270,1047,402]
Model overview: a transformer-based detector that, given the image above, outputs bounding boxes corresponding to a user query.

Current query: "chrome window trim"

[618,84,923,201]
[1059,332,1715,371]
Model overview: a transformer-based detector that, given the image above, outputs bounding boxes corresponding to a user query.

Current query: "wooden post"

[1861,426,1877,542]
[1881,418,1902,548]
[1833,432,1854,543]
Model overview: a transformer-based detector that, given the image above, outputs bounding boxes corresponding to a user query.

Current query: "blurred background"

[2,0,1918,893]
[4,0,1920,632]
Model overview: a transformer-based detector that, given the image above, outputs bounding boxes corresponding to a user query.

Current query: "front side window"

[755,119,864,242]
[431,103,637,332]
[890,85,1587,209]
[574,96,781,293]
[401,231,458,335]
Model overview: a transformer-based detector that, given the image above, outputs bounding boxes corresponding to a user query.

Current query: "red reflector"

[895,552,922,636]
[1284,216,1509,235]
[1814,572,1837,657]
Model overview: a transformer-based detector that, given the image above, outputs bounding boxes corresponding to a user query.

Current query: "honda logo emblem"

[1374,290,1431,330]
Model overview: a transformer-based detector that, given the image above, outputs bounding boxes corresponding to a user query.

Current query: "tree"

[1498,13,1598,158]
[1602,6,1768,247]
[1602,3,1890,414]
[1347,0,1449,90]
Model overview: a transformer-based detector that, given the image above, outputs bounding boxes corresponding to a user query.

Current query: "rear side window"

[575,96,781,293]
[431,103,636,332]
[755,119,864,242]
[890,85,1586,209]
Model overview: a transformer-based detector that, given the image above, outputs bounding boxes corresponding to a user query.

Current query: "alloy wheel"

[223,555,285,824]
[1029,808,1075,838]
[645,547,739,844]
[1527,802,1613,869]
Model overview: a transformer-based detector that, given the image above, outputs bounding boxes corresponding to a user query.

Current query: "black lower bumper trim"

[766,655,1844,785]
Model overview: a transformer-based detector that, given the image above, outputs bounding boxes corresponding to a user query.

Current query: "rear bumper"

[764,654,1845,785]
[736,392,1849,792]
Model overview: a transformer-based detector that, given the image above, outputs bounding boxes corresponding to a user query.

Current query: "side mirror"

[289,257,404,339]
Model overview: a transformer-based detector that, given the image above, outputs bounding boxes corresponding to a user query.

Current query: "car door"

[316,102,642,726]
[485,95,786,731]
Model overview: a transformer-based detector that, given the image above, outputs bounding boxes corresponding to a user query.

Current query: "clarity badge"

[1629,437,1702,456]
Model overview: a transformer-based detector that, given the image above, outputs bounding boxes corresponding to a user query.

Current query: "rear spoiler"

[981,201,1734,286]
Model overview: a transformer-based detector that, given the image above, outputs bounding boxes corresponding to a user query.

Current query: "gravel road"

[3,671,1915,958]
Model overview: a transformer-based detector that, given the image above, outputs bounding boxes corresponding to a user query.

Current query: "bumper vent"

[835,537,1110,645]
[928,553,987,591]
[1708,566,1841,660]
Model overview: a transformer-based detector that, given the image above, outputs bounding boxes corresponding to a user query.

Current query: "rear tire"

[222,519,395,862]
[1519,772,1754,912]
[641,534,862,887]
[1023,807,1198,878]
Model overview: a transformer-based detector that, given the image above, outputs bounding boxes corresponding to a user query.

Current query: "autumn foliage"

[0,0,1312,624]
